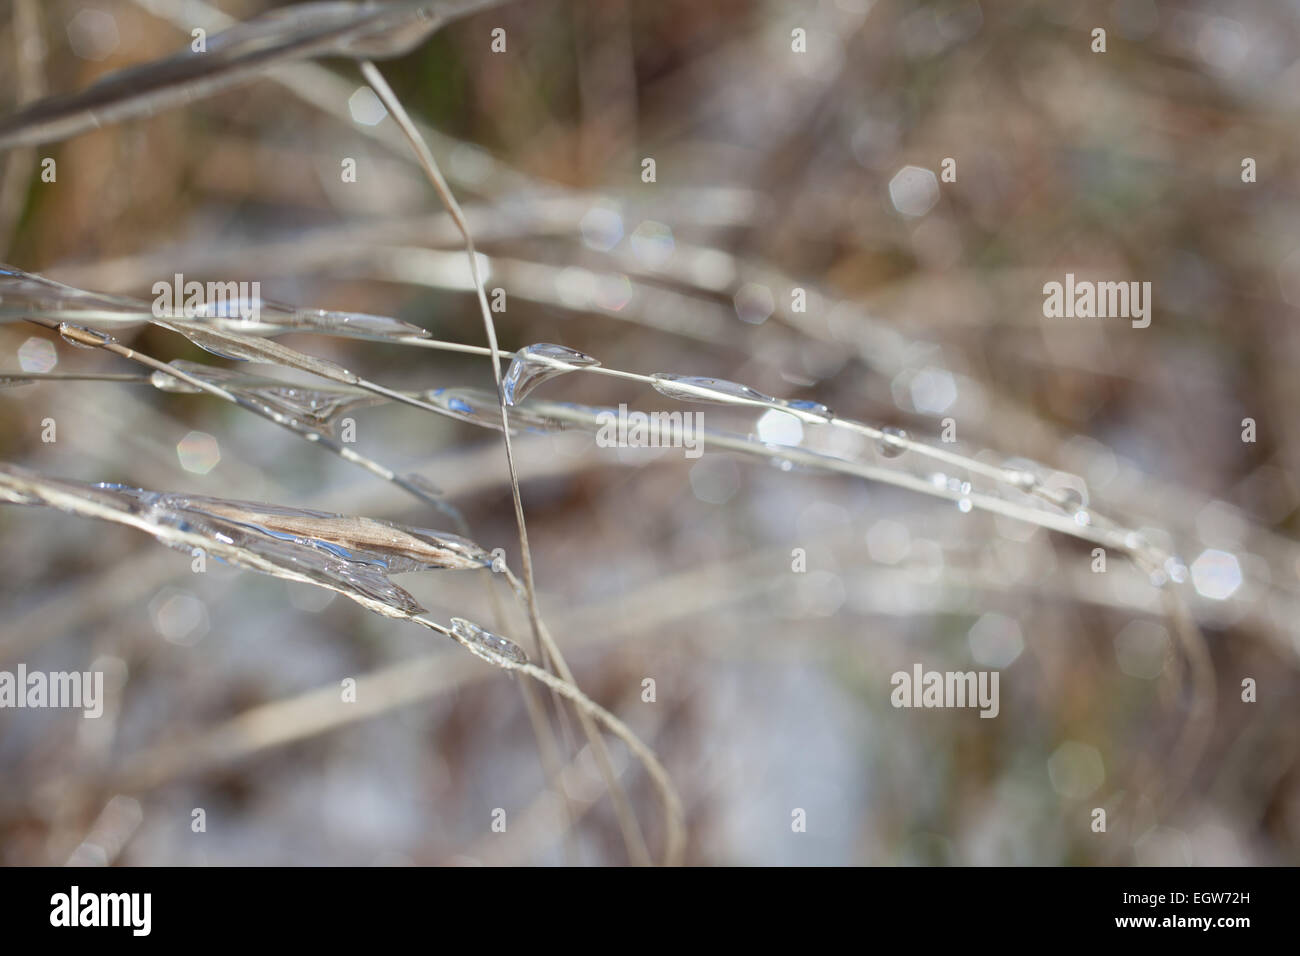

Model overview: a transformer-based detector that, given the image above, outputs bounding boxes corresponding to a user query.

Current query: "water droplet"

[503,343,599,406]
[957,498,973,513]
[1073,510,1091,526]
[877,426,909,458]
[149,369,204,394]
[450,617,527,664]
[1044,474,1089,512]
[1003,458,1089,512]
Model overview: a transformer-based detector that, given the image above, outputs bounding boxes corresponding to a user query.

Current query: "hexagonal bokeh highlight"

[67,9,120,62]
[17,337,57,373]
[1190,548,1242,601]
[1047,741,1105,799]
[888,165,940,217]
[148,587,209,646]
[176,431,221,475]
[348,86,387,126]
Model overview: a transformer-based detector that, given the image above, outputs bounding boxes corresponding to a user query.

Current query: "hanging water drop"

[503,343,599,406]
[877,426,908,458]
[449,617,527,664]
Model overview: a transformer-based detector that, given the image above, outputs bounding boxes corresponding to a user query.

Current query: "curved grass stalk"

[359,60,657,866]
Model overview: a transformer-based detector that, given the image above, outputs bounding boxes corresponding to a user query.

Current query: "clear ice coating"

[877,426,909,459]
[178,297,430,341]
[648,373,833,422]
[57,322,116,349]
[449,617,528,665]
[0,465,494,620]
[650,373,776,406]
[0,264,152,323]
[0,264,427,341]
[503,343,599,406]
[150,360,382,437]
[158,320,360,385]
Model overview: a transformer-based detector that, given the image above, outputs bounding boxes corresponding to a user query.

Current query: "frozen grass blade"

[0,264,431,341]
[0,462,682,860]
[0,0,508,151]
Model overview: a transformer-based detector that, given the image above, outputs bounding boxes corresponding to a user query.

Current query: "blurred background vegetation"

[1,0,1298,864]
